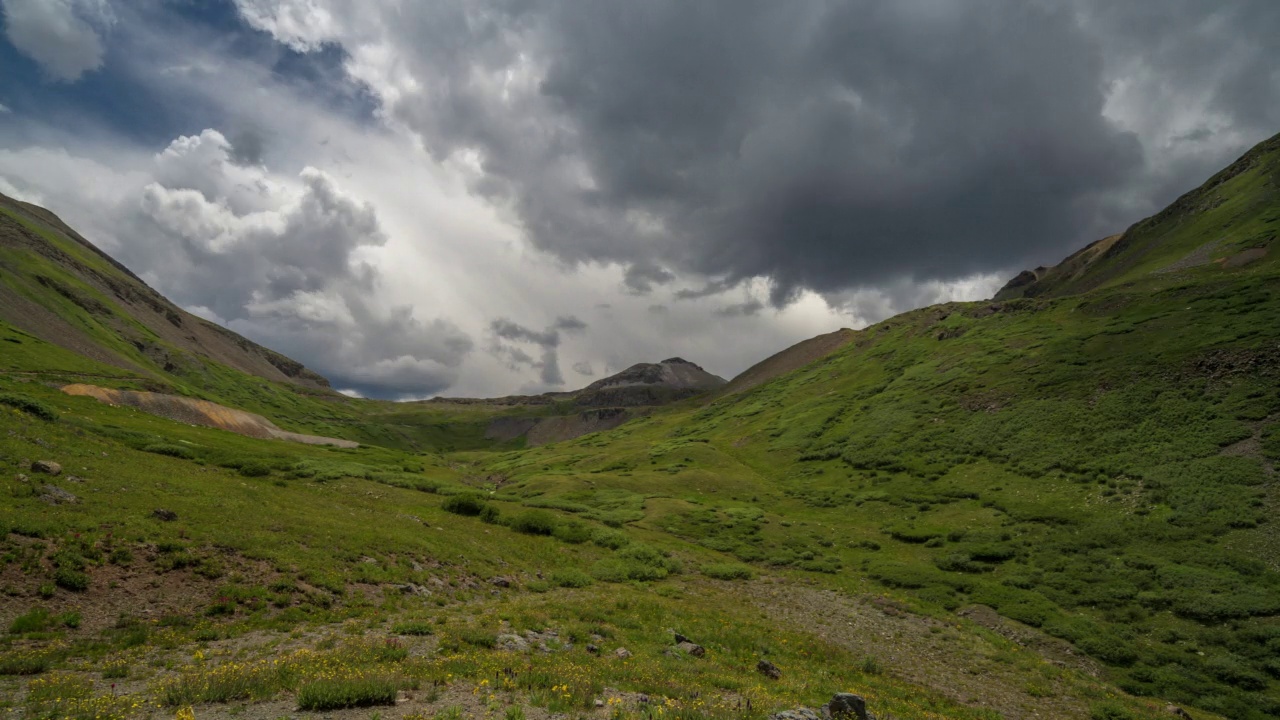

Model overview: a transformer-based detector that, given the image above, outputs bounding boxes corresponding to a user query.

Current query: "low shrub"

[510,510,557,536]
[590,528,630,549]
[238,462,271,478]
[553,521,592,544]
[391,621,434,636]
[9,608,52,634]
[54,568,89,592]
[0,392,57,421]
[442,494,488,516]
[549,568,594,588]
[143,443,195,460]
[702,563,755,581]
[296,677,398,711]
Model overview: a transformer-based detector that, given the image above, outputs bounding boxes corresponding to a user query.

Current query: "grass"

[296,676,399,710]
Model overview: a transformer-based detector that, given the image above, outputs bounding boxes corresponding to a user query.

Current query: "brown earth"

[61,384,357,447]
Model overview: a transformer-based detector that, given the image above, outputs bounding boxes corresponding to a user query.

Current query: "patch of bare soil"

[60,384,357,448]
[742,582,1104,720]
[0,543,282,633]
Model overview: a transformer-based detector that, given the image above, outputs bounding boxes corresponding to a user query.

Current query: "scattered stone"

[757,659,782,679]
[768,709,822,720]
[398,583,431,597]
[827,693,869,720]
[491,576,511,588]
[65,475,85,483]
[1165,706,1193,720]
[594,700,605,708]
[676,641,705,658]
[151,509,178,522]
[30,460,61,476]
[674,631,692,644]
[614,647,632,659]
[586,644,600,654]
[40,485,79,505]
[496,634,530,652]
[15,474,28,483]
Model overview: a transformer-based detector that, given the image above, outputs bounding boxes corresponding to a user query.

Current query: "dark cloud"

[298,0,1278,305]
[228,129,267,166]
[623,262,675,293]
[715,300,764,318]
[487,315,587,386]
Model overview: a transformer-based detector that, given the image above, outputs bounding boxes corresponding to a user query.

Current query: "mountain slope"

[0,192,331,391]
[997,132,1280,300]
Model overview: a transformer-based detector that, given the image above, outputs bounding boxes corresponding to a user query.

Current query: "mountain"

[437,357,727,446]
[2,133,1280,720]
[0,192,332,391]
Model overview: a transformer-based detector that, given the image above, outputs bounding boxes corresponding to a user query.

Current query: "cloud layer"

[233,0,1280,304]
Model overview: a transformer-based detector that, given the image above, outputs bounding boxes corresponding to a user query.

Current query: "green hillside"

[1,133,1278,720]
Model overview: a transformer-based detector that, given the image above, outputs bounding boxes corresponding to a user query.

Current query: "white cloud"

[0,103,10,113]
[1,0,113,81]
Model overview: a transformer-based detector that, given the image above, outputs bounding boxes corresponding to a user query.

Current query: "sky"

[0,1,1277,399]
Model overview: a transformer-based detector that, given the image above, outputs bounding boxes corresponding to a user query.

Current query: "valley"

[1,132,1279,720]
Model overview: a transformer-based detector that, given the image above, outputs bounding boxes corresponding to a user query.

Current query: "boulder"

[31,460,61,476]
[827,693,869,720]
[676,641,705,657]
[586,644,600,654]
[768,710,823,720]
[614,647,632,659]
[1165,706,1193,719]
[151,509,178,522]
[491,576,511,588]
[757,659,782,679]
[40,485,79,505]
[496,634,529,652]
[674,631,693,643]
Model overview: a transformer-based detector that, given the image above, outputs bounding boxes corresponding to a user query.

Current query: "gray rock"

[674,631,693,643]
[40,485,79,505]
[151,509,178,522]
[398,583,431,597]
[496,634,530,652]
[757,659,782,679]
[1165,706,1193,720]
[769,709,823,720]
[491,576,511,588]
[586,644,600,654]
[31,460,61,476]
[614,647,632,659]
[676,641,705,658]
[15,474,28,483]
[827,693,869,720]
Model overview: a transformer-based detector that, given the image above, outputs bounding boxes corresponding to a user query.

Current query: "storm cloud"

[233,0,1280,304]
[488,315,587,387]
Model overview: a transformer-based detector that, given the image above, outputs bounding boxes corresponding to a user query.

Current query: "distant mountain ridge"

[431,357,726,408]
